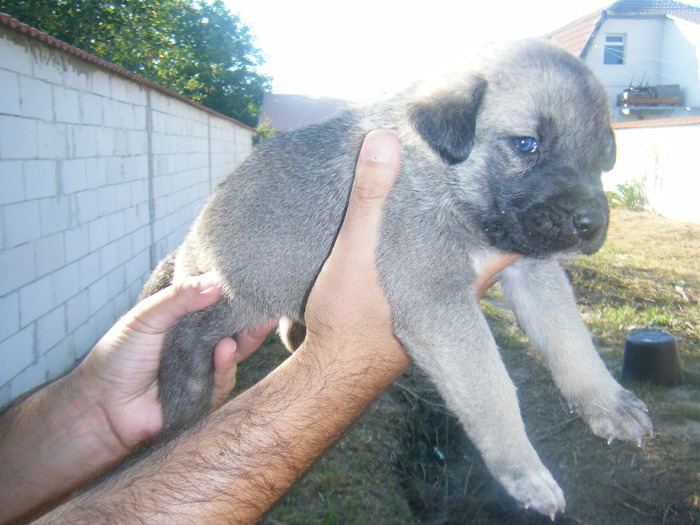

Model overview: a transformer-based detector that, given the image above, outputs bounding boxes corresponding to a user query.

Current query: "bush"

[606,180,646,210]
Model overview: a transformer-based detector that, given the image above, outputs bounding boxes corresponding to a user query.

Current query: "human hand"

[474,253,521,300]
[303,129,411,372]
[76,276,276,451]
[29,131,411,524]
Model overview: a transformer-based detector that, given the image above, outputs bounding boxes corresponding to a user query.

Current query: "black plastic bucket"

[621,330,681,386]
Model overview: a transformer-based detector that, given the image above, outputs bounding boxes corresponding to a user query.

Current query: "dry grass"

[234,208,700,524]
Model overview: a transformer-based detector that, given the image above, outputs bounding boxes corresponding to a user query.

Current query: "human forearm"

[37,337,410,524]
[0,369,128,523]
[0,276,270,524]
[29,129,407,523]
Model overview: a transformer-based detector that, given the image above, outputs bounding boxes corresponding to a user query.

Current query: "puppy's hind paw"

[499,465,566,520]
[577,387,653,444]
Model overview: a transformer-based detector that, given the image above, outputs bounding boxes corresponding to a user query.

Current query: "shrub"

[606,180,646,210]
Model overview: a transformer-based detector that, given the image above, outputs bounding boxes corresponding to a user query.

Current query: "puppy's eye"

[512,137,538,154]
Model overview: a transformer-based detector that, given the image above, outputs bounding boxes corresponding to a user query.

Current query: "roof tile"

[545,1,700,57]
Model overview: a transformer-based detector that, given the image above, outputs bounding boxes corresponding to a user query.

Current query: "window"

[604,34,625,65]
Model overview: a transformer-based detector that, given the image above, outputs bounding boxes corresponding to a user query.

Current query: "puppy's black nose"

[574,207,606,240]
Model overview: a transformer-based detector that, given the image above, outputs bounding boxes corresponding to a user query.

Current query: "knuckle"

[352,178,388,203]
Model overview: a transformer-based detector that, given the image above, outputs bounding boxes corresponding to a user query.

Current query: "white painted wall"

[586,17,667,93]
[664,17,700,107]
[605,122,700,224]
[0,24,253,405]
[584,16,700,121]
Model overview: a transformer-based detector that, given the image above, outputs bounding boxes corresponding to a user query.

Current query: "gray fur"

[140,40,652,518]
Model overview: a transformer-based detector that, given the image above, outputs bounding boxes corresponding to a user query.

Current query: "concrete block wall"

[0,23,253,405]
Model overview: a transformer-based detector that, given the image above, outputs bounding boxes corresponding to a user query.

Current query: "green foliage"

[253,116,275,145]
[0,0,270,126]
[606,180,647,210]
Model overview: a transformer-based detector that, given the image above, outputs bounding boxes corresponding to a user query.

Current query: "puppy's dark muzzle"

[572,195,609,254]
[574,206,607,241]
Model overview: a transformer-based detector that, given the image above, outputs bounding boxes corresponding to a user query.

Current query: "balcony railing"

[618,85,683,115]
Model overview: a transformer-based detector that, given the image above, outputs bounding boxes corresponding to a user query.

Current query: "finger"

[127,272,224,335]
[333,130,401,260]
[211,337,238,407]
[473,253,521,300]
[233,318,278,364]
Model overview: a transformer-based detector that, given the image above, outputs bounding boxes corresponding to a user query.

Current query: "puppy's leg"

[499,258,652,443]
[158,297,237,438]
[396,303,566,518]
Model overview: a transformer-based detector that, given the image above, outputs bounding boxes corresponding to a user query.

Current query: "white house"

[546,0,700,122]
[546,1,700,223]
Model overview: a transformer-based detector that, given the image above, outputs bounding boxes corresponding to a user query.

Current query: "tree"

[0,0,270,126]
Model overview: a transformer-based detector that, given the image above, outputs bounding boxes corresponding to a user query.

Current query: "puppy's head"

[407,39,615,257]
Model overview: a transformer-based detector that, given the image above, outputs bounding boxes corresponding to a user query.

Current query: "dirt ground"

[237,209,699,524]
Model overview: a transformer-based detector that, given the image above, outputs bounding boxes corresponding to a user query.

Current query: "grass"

[234,208,700,524]
[666,403,700,424]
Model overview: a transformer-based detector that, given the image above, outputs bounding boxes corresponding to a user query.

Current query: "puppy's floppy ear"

[602,128,616,171]
[408,76,487,165]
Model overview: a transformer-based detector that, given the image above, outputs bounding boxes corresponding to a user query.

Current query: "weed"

[253,116,276,145]
[606,180,647,210]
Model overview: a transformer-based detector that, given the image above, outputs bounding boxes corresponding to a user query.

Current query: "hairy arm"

[0,278,271,524]
[41,336,409,523]
[0,367,126,522]
[36,130,410,523]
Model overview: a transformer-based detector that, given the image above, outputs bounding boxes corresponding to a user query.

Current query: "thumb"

[127,273,223,335]
[335,130,401,255]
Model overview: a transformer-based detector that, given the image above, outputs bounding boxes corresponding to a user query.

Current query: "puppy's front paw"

[576,387,653,444]
[498,464,566,520]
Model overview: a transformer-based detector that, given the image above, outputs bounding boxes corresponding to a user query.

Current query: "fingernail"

[198,272,221,293]
[226,347,237,368]
[362,131,396,163]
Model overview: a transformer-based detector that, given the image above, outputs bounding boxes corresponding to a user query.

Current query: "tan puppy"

[141,40,652,519]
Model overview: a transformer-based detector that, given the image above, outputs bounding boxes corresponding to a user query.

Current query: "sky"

[225,0,700,101]
[221,0,612,101]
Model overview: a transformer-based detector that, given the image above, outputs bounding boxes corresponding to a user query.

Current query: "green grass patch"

[235,209,700,524]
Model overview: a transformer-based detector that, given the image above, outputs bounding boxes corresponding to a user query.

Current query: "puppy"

[140,39,652,518]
